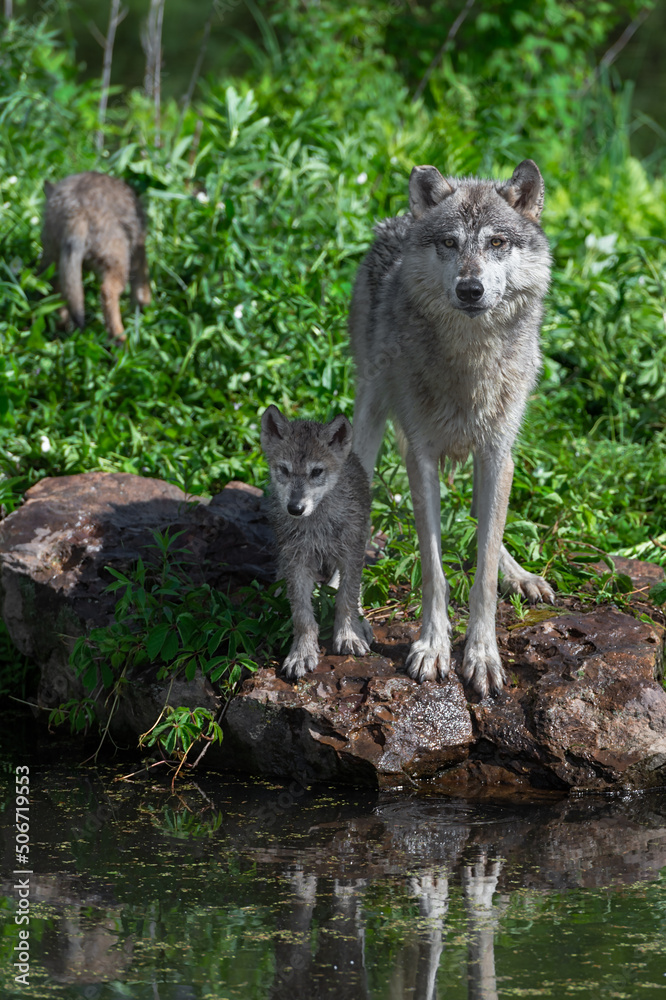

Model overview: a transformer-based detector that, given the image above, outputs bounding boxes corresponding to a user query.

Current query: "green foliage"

[1,1,666,709]
[48,531,292,768]
[650,581,666,607]
[140,705,223,757]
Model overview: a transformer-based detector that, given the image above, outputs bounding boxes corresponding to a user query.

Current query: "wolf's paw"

[462,850,502,910]
[405,638,450,683]
[282,640,320,680]
[408,874,449,921]
[462,638,506,697]
[333,626,371,657]
[501,571,555,605]
[358,616,374,646]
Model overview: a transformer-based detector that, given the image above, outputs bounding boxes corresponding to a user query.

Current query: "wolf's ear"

[409,165,455,219]
[326,415,352,457]
[497,160,544,221]
[43,180,55,198]
[261,405,288,447]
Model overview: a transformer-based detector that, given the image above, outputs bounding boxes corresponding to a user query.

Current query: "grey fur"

[350,159,555,697]
[261,405,373,680]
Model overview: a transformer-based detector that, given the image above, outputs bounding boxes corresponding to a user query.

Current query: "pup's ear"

[326,414,352,457]
[497,160,544,221]
[409,165,455,219]
[43,180,55,198]
[261,405,288,449]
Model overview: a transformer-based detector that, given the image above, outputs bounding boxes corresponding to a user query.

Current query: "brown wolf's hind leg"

[100,267,127,342]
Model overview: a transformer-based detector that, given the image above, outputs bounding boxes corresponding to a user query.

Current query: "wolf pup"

[41,172,151,342]
[261,404,373,679]
[350,159,555,697]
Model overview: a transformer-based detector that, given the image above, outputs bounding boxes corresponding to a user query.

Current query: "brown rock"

[1,473,665,797]
[0,472,275,706]
[221,594,665,794]
[458,607,666,794]
[220,655,474,789]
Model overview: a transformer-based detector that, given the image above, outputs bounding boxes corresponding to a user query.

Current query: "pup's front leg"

[332,555,373,656]
[405,449,451,682]
[463,449,513,696]
[283,567,320,679]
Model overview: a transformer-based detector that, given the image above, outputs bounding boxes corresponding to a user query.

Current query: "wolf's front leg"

[332,555,373,656]
[283,567,320,680]
[463,450,513,696]
[405,449,451,682]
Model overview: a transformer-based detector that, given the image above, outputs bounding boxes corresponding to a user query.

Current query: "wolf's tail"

[59,227,86,329]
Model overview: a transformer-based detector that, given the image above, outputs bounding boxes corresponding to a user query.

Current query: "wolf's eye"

[278,464,290,477]
[310,467,325,479]
[443,238,456,248]
[490,236,505,247]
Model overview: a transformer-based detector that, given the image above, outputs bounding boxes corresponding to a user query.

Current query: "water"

[2,730,666,999]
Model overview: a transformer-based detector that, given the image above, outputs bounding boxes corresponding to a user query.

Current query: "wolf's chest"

[395,346,521,458]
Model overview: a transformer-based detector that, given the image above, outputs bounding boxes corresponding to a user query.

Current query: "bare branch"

[96,0,127,152]
[142,0,166,146]
[88,18,108,49]
[181,2,215,123]
[413,0,475,103]
[581,5,652,94]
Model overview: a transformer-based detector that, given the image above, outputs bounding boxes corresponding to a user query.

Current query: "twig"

[153,0,165,145]
[88,19,107,49]
[8,696,41,711]
[413,0,475,102]
[96,0,128,152]
[143,0,166,146]
[188,694,232,772]
[580,5,652,94]
[138,677,174,746]
[180,2,215,127]
[114,759,170,781]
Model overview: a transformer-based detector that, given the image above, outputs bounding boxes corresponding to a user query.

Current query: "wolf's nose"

[456,278,484,303]
[288,501,305,516]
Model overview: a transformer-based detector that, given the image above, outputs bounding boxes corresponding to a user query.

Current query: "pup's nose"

[288,501,305,516]
[456,278,484,303]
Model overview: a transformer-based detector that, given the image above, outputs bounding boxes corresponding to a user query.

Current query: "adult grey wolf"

[261,404,373,679]
[41,172,151,342]
[349,159,554,696]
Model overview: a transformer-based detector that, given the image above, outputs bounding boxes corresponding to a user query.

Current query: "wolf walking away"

[350,159,555,697]
[41,172,151,342]
[261,404,373,680]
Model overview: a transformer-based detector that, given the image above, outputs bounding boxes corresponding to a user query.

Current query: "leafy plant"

[1,1,666,715]
[48,530,289,771]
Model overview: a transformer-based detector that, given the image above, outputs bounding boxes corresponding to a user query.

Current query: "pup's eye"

[490,237,505,247]
[278,464,290,477]
[310,467,325,479]
[443,238,456,248]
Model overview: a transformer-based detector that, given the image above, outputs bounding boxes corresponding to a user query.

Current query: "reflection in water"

[268,864,500,999]
[1,755,666,998]
[463,854,500,1000]
[270,873,369,999]
[391,875,448,1000]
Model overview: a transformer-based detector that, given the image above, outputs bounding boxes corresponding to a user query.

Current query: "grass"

[0,3,665,721]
